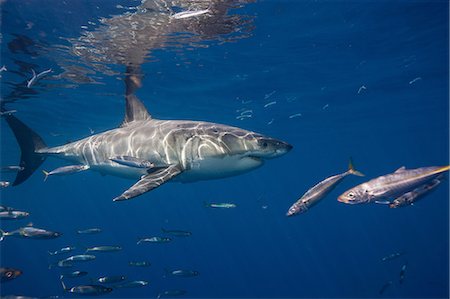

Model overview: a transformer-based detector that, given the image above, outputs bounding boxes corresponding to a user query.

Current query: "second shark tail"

[348,158,365,177]
[1,107,47,186]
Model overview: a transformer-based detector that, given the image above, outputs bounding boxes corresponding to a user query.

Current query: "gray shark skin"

[3,95,292,201]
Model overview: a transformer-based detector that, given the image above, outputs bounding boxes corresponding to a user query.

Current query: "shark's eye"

[262,142,268,148]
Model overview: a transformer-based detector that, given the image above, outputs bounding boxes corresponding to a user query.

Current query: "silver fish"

[60,271,88,279]
[171,9,211,19]
[43,165,89,181]
[0,210,30,220]
[61,280,112,295]
[86,246,122,252]
[399,262,408,284]
[1,166,24,173]
[381,251,404,262]
[114,280,148,288]
[77,228,101,234]
[1,267,22,282]
[109,156,155,169]
[0,181,11,188]
[167,269,199,277]
[0,226,61,241]
[27,68,52,88]
[129,261,150,267]
[161,228,192,237]
[338,165,449,204]
[95,275,126,284]
[205,202,236,209]
[287,160,363,216]
[137,236,171,244]
[63,254,96,262]
[389,179,441,208]
[157,290,186,299]
[48,246,76,256]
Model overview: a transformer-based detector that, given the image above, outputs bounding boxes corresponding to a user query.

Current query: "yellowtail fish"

[204,202,236,209]
[129,261,150,267]
[1,267,22,282]
[287,159,364,216]
[0,225,61,241]
[61,280,112,295]
[48,246,76,256]
[60,271,88,279]
[95,275,126,284]
[86,246,122,252]
[161,228,192,237]
[389,179,441,208]
[0,210,29,220]
[167,269,199,277]
[77,228,101,234]
[338,165,450,204]
[137,236,171,244]
[114,280,149,288]
[42,165,89,181]
[62,255,96,263]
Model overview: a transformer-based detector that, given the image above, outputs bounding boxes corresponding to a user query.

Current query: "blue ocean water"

[0,0,449,298]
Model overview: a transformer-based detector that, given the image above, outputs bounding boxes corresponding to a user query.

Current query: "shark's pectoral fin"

[113,165,182,201]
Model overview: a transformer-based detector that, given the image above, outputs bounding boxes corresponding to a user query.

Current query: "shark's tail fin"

[348,158,364,177]
[2,108,47,186]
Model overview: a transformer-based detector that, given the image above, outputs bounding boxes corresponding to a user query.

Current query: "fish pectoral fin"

[113,165,182,201]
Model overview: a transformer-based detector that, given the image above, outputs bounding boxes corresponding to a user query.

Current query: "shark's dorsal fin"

[120,95,151,127]
[394,166,406,173]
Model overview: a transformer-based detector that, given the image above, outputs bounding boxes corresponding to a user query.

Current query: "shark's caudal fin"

[1,109,47,186]
[348,158,364,177]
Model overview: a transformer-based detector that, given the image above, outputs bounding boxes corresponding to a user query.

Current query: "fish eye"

[262,142,268,148]
[6,271,13,278]
[348,192,354,198]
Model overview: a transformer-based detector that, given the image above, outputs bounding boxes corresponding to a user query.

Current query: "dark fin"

[348,158,364,177]
[0,229,5,241]
[2,111,47,186]
[119,94,151,127]
[113,165,182,201]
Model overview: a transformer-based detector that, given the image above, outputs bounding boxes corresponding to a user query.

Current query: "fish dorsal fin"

[394,166,406,173]
[120,95,151,127]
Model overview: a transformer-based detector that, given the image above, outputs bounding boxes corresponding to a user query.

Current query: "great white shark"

[2,95,292,201]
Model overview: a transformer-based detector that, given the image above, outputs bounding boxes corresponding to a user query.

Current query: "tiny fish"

[399,262,408,284]
[171,9,210,19]
[287,159,364,216]
[129,261,151,267]
[288,113,302,119]
[0,181,11,188]
[0,65,6,72]
[161,228,192,237]
[157,290,186,299]
[27,68,52,88]
[77,228,101,234]
[409,77,422,85]
[264,90,276,99]
[110,156,155,169]
[264,101,277,108]
[42,165,89,181]
[322,104,329,110]
[205,202,236,209]
[61,280,112,295]
[390,179,441,208]
[0,226,61,241]
[381,252,404,262]
[357,85,367,94]
[114,280,149,288]
[1,166,24,173]
[0,110,17,116]
[1,267,22,282]
[86,246,122,252]
[48,246,76,256]
[63,255,96,262]
[338,165,449,204]
[60,271,88,279]
[95,275,126,284]
[167,269,199,277]
[137,236,171,244]
[379,280,392,295]
[0,210,30,220]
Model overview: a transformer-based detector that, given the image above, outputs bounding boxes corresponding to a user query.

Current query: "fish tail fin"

[59,274,64,280]
[436,165,450,174]
[1,108,47,186]
[137,239,142,245]
[157,294,162,299]
[348,158,364,177]
[42,170,50,182]
[60,279,68,291]
[48,250,55,256]
[0,229,5,241]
